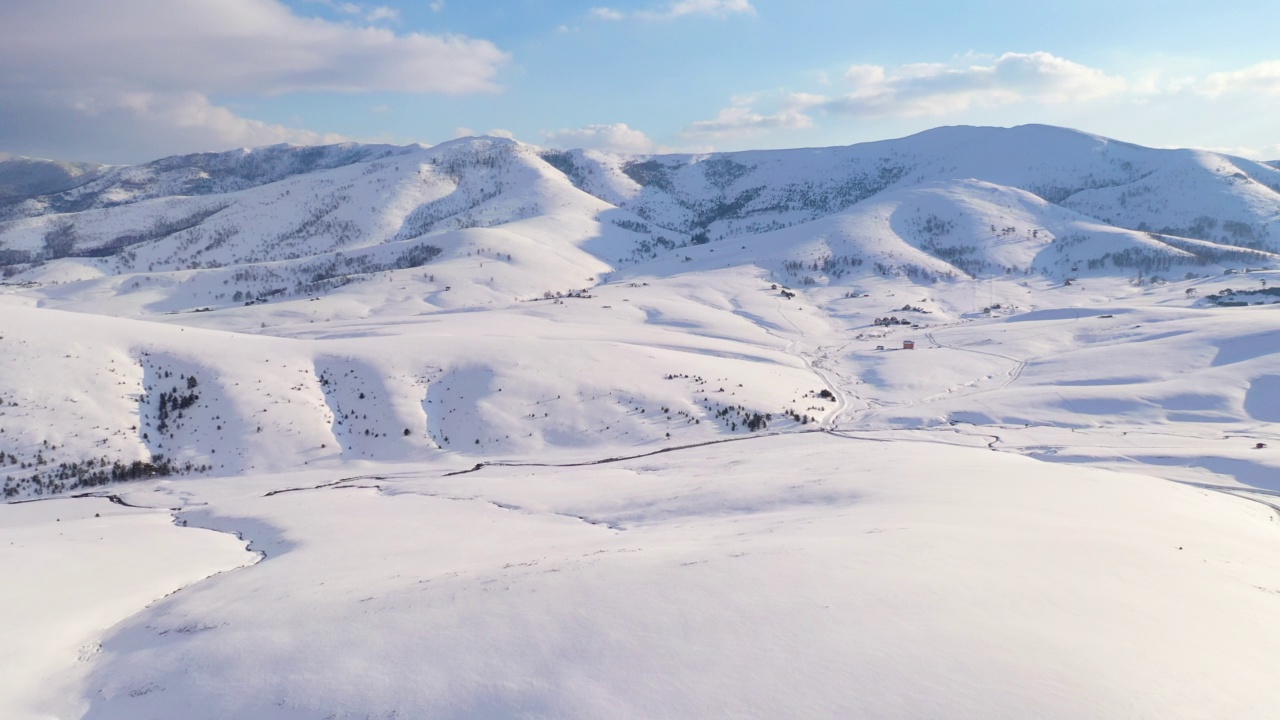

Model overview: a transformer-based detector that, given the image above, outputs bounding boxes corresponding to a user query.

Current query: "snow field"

[27,434,1280,719]
[0,497,254,720]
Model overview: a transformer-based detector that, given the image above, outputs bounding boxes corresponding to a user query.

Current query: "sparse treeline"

[2,454,208,499]
[610,156,911,257]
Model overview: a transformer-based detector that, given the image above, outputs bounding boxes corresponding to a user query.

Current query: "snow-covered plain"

[3,125,1280,718]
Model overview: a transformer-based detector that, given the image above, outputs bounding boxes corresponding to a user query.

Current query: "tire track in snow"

[925,330,1027,392]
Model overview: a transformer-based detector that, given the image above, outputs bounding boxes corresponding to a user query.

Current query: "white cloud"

[0,0,508,161]
[683,105,812,138]
[430,1,445,12]
[1199,61,1280,97]
[591,0,755,22]
[662,0,756,18]
[1184,143,1280,160]
[589,7,628,20]
[0,90,348,163]
[364,5,400,22]
[453,127,519,141]
[543,123,657,154]
[0,0,508,97]
[123,92,348,147]
[307,0,361,15]
[307,0,401,23]
[795,52,1127,118]
[1129,70,1197,97]
[674,53,1280,156]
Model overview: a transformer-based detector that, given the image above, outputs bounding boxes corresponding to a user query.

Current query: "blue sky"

[2,0,1278,162]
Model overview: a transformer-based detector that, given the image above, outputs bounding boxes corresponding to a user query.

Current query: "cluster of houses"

[872,316,913,326]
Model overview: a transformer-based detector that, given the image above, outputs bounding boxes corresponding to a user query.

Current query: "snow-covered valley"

[3,124,1280,718]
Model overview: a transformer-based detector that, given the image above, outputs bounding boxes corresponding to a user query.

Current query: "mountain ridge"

[2,123,1279,500]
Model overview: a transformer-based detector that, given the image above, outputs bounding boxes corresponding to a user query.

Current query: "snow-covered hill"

[1,125,1278,499]
[4,126,1278,275]
[10,434,1280,719]
[555,124,1280,251]
[4,125,1280,719]
[0,143,407,220]
[0,156,109,205]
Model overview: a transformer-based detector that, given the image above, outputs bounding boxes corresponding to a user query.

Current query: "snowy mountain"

[1,124,1278,499]
[0,142,410,220]
[0,155,108,204]
[4,125,1280,719]
[4,125,1279,273]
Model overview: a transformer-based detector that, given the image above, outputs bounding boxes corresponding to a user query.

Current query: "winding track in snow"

[768,295,852,428]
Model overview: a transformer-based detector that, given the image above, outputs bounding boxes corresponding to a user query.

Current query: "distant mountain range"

[2,124,1277,283]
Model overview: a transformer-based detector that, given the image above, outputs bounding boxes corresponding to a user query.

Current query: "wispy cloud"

[683,105,812,139]
[590,0,755,22]
[589,7,628,20]
[680,51,1280,155]
[364,5,400,22]
[0,90,350,163]
[681,52,1139,145]
[793,52,1127,118]
[1184,142,1280,160]
[1199,61,1280,97]
[454,127,517,140]
[307,0,401,23]
[543,123,657,153]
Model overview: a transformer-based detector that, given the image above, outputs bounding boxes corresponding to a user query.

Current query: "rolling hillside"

[5,124,1280,720]
[2,125,1279,500]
